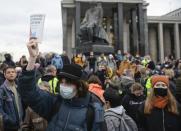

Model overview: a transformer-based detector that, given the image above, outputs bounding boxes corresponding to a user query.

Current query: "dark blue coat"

[18,70,106,131]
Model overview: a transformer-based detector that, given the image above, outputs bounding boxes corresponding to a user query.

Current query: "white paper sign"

[30,14,45,43]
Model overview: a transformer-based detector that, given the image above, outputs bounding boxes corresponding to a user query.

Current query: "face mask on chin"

[59,84,77,99]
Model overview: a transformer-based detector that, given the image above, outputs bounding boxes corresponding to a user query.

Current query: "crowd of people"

[0,38,181,131]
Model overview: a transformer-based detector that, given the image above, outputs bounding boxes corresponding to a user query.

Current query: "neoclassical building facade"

[61,0,181,62]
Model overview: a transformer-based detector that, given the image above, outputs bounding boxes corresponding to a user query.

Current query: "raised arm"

[18,39,58,121]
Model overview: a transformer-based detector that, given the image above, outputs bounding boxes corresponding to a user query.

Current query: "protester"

[115,50,123,68]
[122,83,145,130]
[61,51,70,66]
[3,53,15,67]
[73,53,86,68]
[97,53,107,68]
[0,66,24,131]
[38,65,59,94]
[95,65,107,86]
[107,54,116,71]
[22,81,50,131]
[163,69,176,93]
[176,63,181,104]
[87,51,97,72]
[117,57,131,76]
[0,64,7,86]
[18,39,107,131]
[88,75,105,105]
[120,69,135,94]
[19,55,28,68]
[138,66,148,87]
[138,75,181,131]
[104,74,122,90]
[1,34,181,131]
[104,86,138,131]
[141,55,151,67]
[51,53,63,73]
[36,52,46,68]
[44,53,53,66]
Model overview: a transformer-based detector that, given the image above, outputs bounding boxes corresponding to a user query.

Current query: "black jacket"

[0,72,5,86]
[3,60,15,67]
[88,56,96,66]
[122,94,145,128]
[61,55,70,65]
[138,103,181,131]
[176,77,181,104]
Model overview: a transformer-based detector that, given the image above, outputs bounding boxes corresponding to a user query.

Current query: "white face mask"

[59,84,77,99]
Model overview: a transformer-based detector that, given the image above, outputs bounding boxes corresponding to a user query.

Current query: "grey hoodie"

[104,106,138,131]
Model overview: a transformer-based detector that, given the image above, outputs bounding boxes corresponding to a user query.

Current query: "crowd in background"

[0,49,181,131]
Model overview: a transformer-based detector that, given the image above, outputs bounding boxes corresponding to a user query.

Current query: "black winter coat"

[138,103,181,131]
[122,94,145,129]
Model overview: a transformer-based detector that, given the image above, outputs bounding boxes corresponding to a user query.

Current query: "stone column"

[72,19,75,49]
[138,3,145,56]
[62,7,68,52]
[149,26,158,62]
[131,8,139,55]
[118,3,124,51]
[123,19,129,53]
[164,27,171,56]
[143,3,149,55]
[67,23,73,58]
[75,2,81,47]
[114,13,118,51]
[158,23,164,63]
[174,23,180,59]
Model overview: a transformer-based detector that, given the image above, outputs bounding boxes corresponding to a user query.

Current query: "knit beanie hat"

[151,75,169,87]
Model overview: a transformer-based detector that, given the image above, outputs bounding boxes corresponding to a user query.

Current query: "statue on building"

[79,3,110,45]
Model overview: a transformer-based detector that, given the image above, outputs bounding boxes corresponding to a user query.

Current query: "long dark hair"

[73,80,88,98]
[87,75,102,85]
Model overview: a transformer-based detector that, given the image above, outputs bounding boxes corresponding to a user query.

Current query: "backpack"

[50,93,104,131]
[104,110,138,131]
[51,55,63,69]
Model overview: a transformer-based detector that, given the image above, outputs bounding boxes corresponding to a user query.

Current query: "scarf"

[153,96,168,109]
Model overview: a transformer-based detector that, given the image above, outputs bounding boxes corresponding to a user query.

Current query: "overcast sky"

[0,0,180,61]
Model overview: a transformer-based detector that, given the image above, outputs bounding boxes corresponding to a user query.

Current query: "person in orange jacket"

[88,75,105,105]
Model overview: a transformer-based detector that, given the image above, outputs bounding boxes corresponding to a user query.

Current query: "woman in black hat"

[18,38,107,131]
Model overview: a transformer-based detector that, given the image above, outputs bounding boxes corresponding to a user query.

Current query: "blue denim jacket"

[0,80,23,130]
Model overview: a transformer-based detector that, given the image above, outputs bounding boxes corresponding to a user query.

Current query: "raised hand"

[27,38,39,58]
[26,38,39,70]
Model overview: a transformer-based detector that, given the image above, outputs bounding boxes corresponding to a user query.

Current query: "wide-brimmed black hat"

[58,64,83,80]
